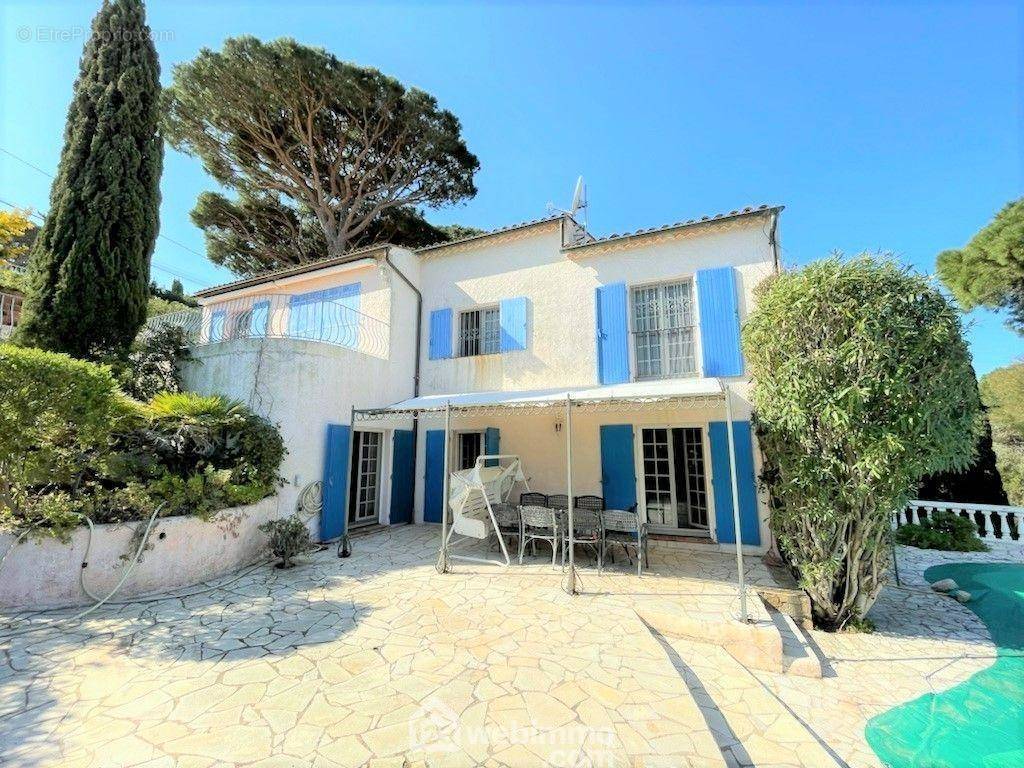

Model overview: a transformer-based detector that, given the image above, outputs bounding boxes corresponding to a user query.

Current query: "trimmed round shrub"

[744,256,981,630]
[0,346,138,536]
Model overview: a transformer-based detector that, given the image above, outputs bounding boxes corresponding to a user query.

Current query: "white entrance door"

[349,430,382,526]
[640,426,710,534]
[641,428,676,528]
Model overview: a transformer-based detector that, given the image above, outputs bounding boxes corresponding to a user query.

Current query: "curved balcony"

[145,293,390,359]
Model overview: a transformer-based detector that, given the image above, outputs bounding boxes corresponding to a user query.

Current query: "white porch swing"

[445,455,529,566]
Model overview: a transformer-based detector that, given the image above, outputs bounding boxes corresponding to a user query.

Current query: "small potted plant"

[259,514,312,568]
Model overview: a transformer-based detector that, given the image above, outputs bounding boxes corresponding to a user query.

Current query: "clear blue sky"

[2,1,1020,374]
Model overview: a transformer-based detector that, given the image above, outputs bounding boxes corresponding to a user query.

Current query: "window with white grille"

[459,307,500,356]
[631,280,697,379]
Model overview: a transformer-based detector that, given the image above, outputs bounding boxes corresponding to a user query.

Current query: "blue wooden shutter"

[697,267,744,376]
[424,429,446,523]
[321,424,351,541]
[333,283,361,348]
[288,293,319,341]
[250,299,270,337]
[484,427,500,467]
[599,424,637,510]
[596,283,630,384]
[389,429,414,525]
[209,309,226,342]
[708,420,760,545]
[289,283,360,345]
[499,297,527,351]
[429,308,453,360]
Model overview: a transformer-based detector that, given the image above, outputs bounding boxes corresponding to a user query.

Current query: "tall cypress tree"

[16,0,162,358]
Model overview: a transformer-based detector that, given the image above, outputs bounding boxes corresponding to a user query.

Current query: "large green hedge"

[0,345,284,539]
[743,256,981,630]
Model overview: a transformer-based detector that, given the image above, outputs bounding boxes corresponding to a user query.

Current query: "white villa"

[172,203,783,556]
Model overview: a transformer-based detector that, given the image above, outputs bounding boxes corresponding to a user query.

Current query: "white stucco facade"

[417,216,771,399]
[180,207,781,551]
[183,249,419,528]
[406,212,776,549]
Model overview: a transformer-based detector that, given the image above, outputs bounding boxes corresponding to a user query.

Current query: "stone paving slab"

[0,528,1005,767]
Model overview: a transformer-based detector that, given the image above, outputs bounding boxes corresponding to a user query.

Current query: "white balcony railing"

[144,293,390,358]
[0,292,22,338]
[897,499,1023,546]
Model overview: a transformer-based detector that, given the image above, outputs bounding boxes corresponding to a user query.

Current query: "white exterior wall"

[180,216,776,548]
[416,217,772,411]
[183,249,419,531]
[409,405,769,551]
[408,215,777,549]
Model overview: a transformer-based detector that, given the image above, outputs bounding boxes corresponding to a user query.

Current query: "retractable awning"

[359,377,725,418]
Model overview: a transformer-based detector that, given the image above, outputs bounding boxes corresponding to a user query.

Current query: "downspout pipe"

[384,248,422,523]
[769,210,781,273]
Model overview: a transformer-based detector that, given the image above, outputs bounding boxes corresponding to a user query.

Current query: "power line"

[0,145,210,287]
[0,197,207,288]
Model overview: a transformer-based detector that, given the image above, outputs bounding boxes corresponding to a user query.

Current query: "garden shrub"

[138,392,285,489]
[0,346,136,522]
[259,514,312,568]
[979,362,1024,506]
[744,256,981,630]
[0,346,284,539]
[118,324,193,401]
[895,511,988,552]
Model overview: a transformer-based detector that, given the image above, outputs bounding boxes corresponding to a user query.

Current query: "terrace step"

[770,605,824,679]
[635,593,785,675]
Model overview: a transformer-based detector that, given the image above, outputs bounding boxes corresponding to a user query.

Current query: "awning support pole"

[338,405,356,558]
[436,400,452,574]
[563,395,577,595]
[724,383,748,623]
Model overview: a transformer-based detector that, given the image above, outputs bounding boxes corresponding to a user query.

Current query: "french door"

[349,430,382,526]
[640,426,710,534]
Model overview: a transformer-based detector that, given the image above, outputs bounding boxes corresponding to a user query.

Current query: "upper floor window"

[459,306,500,356]
[632,280,697,379]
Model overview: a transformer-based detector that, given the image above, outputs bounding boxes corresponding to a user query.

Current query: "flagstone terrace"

[0,525,1004,767]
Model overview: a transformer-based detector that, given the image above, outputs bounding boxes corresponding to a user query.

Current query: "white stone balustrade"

[898,499,1023,546]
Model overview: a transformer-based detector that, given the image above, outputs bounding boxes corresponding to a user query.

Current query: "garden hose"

[0,504,164,640]
[76,504,164,605]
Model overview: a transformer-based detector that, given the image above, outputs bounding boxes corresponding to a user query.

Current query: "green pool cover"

[865,562,1024,768]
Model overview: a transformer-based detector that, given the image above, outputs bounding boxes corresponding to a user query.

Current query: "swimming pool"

[865,562,1024,767]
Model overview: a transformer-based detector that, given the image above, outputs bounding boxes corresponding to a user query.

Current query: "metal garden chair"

[561,507,604,570]
[602,509,649,577]
[573,495,605,511]
[546,494,569,510]
[491,505,523,556]
[518,505,562,566]
[520,492,548,507]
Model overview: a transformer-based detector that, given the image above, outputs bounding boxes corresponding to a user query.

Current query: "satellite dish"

[570,176,585,214]
[546,176,589,240]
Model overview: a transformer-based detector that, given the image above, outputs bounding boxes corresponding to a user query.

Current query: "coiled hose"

[0,504,163,639]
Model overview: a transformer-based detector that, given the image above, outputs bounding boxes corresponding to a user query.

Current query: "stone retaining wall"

[0,496,285,610]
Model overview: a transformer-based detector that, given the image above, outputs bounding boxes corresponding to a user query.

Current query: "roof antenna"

[546,175,588,231]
